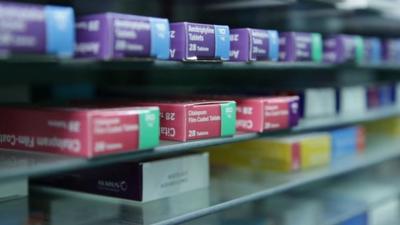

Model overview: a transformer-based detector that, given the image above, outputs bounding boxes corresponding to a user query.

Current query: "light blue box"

[149,17,170,59]
[44,6,75,57]
[330,127,358,160]
[214,25,230,60]
[268,30,279,61]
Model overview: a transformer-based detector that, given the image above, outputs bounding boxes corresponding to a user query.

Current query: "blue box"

[339,213,368,225]
[364,37,382,64]
[379,84,396,107]
[330,127,360,159]
[149,17,170,59]
[45,6,75,57]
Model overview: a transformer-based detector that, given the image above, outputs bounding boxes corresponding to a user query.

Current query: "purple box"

[229,28,279,62]
[0,1,75,57]
[279,32,322,62]
[75,13,170,60]
[169,22,230,61]
[324,34,364,64]
[383,39,400,63]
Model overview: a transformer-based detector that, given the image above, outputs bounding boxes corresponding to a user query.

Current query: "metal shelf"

[205,0,296,10]
[0,106,399,183]
[183,165,400,225]
[3,56,400,72]
[29,137,400,225]
[2,56,400,85]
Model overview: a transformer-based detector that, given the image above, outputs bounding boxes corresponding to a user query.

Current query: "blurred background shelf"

[28,136,400,225]
[205,0,297,10]
[182,160,400,225]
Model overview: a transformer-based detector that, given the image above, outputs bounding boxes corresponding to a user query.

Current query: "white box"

[338,86,367,115]
[304,88,336,118]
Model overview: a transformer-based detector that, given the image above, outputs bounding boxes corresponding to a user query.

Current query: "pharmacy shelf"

[3,56,400,72]
[29,137,400,225]
[0,106,399,183]
[0,57,332,71]
[205,0,296,10]
[183,167,400,225]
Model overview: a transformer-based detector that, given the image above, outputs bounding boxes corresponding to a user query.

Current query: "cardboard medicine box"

[234,96,300,132]
[279,32,323,62]
[138,101,236,141]
[330,126,365,160]
[324,34,364,64]
[229,28,279,62]
[0,106,159,158]
[75,13,170,60]
[211,133,331,172]
[0,1,75,57]
[169,22,230,61]
[35,153,210,202]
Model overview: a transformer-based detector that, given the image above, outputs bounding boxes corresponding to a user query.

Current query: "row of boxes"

[0,1,398,64]
[210,125,365,172]
[0,79,397,159]
[0,81,396,159]
[0,96,299,158]
[299,83,397,119]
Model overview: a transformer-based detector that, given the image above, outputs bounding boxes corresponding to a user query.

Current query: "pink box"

[0,106,159,158]
[235,96,300,132]
[138,101,236,142]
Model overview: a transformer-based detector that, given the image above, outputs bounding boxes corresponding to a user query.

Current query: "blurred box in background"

[330,126,366,160]
[279,32,322,63]
[229,28,279,62]
[336,86,367,116]
[301,88,336,119]
[210,133,331,172]
[75,13,170,60]
[324,34,364,64]
[0,1,75,58]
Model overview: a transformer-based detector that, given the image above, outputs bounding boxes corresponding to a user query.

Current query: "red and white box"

[137,101,236,142]
[0,106,160,158]
[234,96,300,132]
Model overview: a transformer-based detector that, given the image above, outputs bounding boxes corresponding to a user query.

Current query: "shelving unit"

[28,137,400,225]
[183,162,400,225]
[2,0,400,224]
